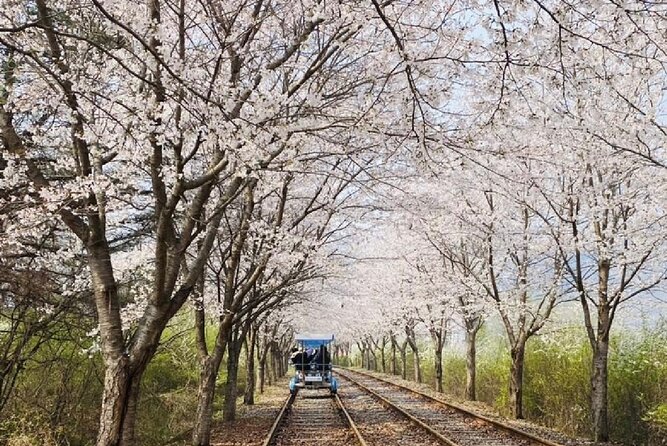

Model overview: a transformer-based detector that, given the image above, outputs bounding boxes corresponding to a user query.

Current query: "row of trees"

[0,1,418,444]
[1,0,665,445]
[329,1,666,442]
[336,132,666,442]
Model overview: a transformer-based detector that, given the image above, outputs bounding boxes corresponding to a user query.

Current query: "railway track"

[335,372,444,446]
[262,388,366,446]
[336,367,565,446]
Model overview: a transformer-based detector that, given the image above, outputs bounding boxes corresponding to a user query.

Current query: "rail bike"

[288,333,338,395]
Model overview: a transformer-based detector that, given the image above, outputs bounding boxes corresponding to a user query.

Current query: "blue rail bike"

[288,333,338,395]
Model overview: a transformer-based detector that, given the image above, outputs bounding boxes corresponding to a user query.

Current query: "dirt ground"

[208,382,289,446]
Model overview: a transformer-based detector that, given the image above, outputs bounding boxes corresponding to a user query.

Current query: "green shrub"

[433,322,667,444]
[442,354,467,398]
[523,329,591,435]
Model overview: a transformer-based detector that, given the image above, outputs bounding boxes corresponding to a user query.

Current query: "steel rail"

[334,393,369,446]
[261,392,296,446]
[261,390,367,446]
[337,367,566,446]
[338,370,460,446]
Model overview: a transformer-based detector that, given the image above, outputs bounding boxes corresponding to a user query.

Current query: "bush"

[434,323,667,444]
[522,330,591,435]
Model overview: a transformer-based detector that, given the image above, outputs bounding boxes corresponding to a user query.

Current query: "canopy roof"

[294,333,335,348]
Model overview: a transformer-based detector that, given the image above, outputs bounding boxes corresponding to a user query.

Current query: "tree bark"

[412,349,421,383]
[192,355,221,446]
[192,313,231,446]
[223,335,244,422]
[244,328,257,405]
[96,356,130,446]
[270,340,279,383]
[119,374,142,446]
[390,335,397,375]
[356,342,366,369]
[258,340,269,393]
[379,337,387,373]
[434,347,443,393]
[369,344,378,371]
[399,340,407,380]
[405,327,421,383]
[89,246,136,446]
[429,324,446,393]
[464,327,477,401]
[509,342,526,419]
[591,336,610,442]
[589,260,612,442]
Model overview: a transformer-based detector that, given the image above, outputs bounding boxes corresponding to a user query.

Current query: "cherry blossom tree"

[0,1,415,444]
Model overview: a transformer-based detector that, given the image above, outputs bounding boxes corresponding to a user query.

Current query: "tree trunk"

[390,337,397,375]
[464,327,477,401]
[244,328,257,405]
[589,260,612,442]
[405,330,421,383]
[412,349,421,383]
[399,340,407,380]
[379,340,386,373]
[91,249,140,446]
[269,342,279,383]
[223,336,244,422]
[591,338,610,442]
[192,308,233,446]
[258,343,268,393]
[192,355,221,446]
[509,342,526,419]
[430,327,445,394]
[358,342,365,369]
[434,348,443,392]
[369,348,378,371]
[96,356,130,446]
[119,373,142,446]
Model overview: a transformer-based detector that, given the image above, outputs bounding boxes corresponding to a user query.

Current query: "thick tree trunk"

[97,343,154,446]
[192,355,222,446]
[258,343,268,393]
[223,337,243,422]
[119,373,142,446]
[412,349,421,383]
[399,341,407,380]
[434,346,443,393]
[269,342,278,383]
[370,349,378,371]
[509,342,526,419]
[464,328,477,401]
[357,342,367,369]
[258,361,266,393]
[192,308,233,446]
[90,248,137,446]
[97,357,130,446]
[244,329,257,405]
[589,261,611,442]
[430,328,446,394]
[405,330,421,383]
[591,338,610,442]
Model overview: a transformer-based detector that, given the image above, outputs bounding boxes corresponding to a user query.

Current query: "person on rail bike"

[289,347,308,372]
[310,344,331,371]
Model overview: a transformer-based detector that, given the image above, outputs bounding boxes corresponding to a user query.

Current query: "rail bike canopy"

[294,333,335,349]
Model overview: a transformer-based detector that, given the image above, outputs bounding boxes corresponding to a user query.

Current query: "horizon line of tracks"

[263,368,568,446]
